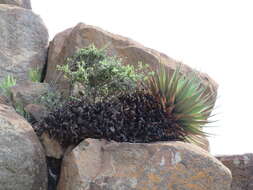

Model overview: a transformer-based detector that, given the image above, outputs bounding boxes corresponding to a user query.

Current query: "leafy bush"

[143,62,215,144]
[0,75,16,98]
[57,45,150,102]
[34,89,65,112]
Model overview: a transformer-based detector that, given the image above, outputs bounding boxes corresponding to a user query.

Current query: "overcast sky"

[33,0,253,155]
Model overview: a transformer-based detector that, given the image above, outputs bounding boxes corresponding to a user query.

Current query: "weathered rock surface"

[217,153,253,190]
[45,23,218,100]
[0,103,47,190]
[58,139,231,190]
[0,5,48,83]
[10,81,49,107]
[0,0,31,9]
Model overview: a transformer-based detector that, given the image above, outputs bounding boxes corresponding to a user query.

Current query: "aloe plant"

[144,62,215,145]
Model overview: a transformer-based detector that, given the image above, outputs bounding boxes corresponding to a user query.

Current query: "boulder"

[57,139,231,190]
[217,153,253,190]
[0,103,47,189]
[10,81,49,107]
[0,5,48,83]
[0,0,31,9]
[45,23,218,101]
[45,27,73,90]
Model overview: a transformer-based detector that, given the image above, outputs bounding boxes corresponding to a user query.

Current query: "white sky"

[33,0,253,156]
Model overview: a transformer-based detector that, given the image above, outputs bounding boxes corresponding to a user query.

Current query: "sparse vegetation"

[28,68,42,82]
[0,75,16,98]
[34,89,65,112]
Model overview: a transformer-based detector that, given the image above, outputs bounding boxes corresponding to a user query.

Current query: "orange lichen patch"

[148,173,162,183]
[185,183,203,190]
[191,171,206,180]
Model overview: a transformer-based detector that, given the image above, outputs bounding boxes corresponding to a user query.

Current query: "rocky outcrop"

[0,103,47,190]
[217,153,253,190]
[45,23,218,100]
[0,4,48,83]
[10,81,49,107]
[0,0,31,9]
[57,139,231,190]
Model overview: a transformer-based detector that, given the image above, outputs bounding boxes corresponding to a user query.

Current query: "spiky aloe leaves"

[144,62,215,144]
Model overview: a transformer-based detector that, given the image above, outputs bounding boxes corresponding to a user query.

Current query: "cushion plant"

[35,91,184,147]
[143,61,215,145]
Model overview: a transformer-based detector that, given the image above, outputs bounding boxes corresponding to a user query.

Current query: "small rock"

[24,104,49,121]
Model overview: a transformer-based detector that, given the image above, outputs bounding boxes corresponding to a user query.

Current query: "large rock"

[217,153,253,190]
[0,5,48,83]
[45,23,218,99]
[0,103,47,189]
[57,139,231,190]
[0,0,31,9]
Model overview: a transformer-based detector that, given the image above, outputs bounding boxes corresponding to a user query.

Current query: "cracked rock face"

[0,104,47,190]
[0,4,48,83]
[57,139,231,190]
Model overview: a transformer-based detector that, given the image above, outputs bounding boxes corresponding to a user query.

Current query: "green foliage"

[14,101,31,121]
[28,68,41,82]
[35,89,65,112]
[0,75,16,98]
[57,44,151,103]
[144,61,215,144]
